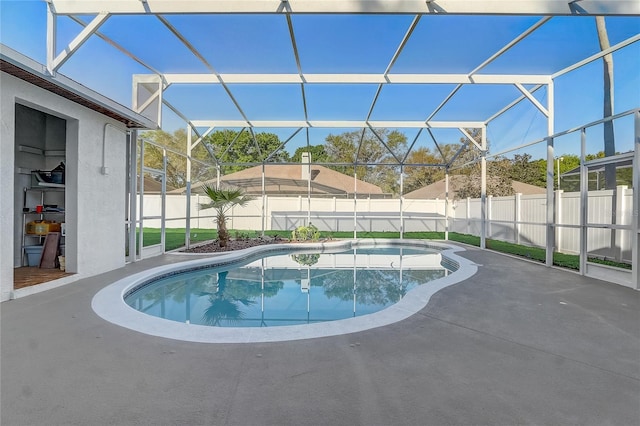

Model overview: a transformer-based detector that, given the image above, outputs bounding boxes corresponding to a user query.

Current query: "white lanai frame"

[44,0,639,286]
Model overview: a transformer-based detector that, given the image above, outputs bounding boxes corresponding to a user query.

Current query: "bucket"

[24,245,43,266]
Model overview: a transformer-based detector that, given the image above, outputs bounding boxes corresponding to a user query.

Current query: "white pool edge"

[91,239,478,343]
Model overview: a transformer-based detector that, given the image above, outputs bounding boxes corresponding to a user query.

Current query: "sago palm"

[199,185,254,247]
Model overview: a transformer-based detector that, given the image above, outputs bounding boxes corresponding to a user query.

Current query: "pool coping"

[91,239,478,343]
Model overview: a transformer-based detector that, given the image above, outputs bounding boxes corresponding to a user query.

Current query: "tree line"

[140,128,629,198]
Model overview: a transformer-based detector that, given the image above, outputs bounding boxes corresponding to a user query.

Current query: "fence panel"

[142,189,632,260]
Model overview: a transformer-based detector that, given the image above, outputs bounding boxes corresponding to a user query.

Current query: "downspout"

[128,129,138,262]
[185,128,192,249]
[262,163,265,237]
[480,127,487,249]
[445,167,449,241]
[400,165,404,239]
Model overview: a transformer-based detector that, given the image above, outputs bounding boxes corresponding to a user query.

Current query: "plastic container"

[51,162,65,184]
[24,245,43,266]
[25,220,61,235]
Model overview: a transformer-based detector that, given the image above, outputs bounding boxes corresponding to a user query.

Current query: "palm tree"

[595,16,615,189]
[199,185,254,247]
[199,272,255,326]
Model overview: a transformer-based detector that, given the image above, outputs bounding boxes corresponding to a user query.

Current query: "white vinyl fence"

[145,194,449,234]
[450,186,633,262]
[142,186,633,262]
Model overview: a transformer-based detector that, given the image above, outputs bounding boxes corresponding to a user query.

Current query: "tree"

[510,153,546,188]
[204,130,290,173]
[324,128,408,194]
[456,157,514,199]
[448,129,513,198]
[553,154,580,191]
[291,145,331,163]
[139,129,213,189]
[595,16,616,189]
[199,186,254,247]
[403,147,445,194]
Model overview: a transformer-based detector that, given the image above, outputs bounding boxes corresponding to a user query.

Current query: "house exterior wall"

[1,72,128,301]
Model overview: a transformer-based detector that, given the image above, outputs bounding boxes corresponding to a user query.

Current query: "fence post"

[546,137,555,267]
[514,193,521,245]
[555,190,563,252]
[616,185,628,262]
[264,194,269,232]
[333,197,337,232]
[633,110,640,289]
[196,194,200,229]
[487,195,493,240]
[466,197,471,235]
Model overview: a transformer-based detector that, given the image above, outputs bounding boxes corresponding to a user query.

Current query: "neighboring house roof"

[140,176,176,193]
[404,176,546,199]
[170,164,385,197]
[561,159,633,177]
[0,44,156,129]
[510,180,547,195]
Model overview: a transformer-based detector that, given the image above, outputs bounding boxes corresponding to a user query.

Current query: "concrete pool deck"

[2,245,639,425]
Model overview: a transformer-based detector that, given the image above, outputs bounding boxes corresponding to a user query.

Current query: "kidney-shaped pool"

[92,240,477,343]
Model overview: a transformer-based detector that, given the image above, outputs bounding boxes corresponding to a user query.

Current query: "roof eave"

[0,44,157,130]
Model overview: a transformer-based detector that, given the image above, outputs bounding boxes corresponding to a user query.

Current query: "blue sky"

[1,0,638,160]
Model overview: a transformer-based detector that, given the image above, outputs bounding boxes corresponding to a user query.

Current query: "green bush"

[292,223,320,241]
[291,253,321,266]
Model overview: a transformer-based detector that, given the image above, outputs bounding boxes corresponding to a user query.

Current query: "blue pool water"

[125,246,451,328]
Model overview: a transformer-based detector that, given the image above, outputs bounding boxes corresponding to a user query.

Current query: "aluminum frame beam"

[189,120,485,128]
[49,12,110,72]
[48,1,640,16]
[68,16,163,76]
[422,16,553,124]
[485,84,544,124]
[551,33,640,79]
[458,128,483,151]
[158,73,552,85]
[514,83,549,117]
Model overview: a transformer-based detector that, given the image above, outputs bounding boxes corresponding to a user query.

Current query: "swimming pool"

[125,245,451,327]
[92,240,477,343]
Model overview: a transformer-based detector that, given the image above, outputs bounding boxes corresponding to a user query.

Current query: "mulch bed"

[181,235,288,254]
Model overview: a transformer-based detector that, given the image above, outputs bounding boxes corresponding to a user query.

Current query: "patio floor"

[1,245,639,426]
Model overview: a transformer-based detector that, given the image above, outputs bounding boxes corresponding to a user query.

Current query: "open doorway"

[13,103,71,289]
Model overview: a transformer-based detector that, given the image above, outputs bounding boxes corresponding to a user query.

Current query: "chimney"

[301,152,311,181]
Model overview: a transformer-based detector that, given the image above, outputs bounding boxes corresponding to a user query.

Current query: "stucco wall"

[1,72,128,301]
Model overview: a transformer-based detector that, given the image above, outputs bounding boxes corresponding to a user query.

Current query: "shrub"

[292,223,320,242]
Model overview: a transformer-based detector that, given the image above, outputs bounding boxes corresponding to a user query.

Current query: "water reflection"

[126,247,449,327]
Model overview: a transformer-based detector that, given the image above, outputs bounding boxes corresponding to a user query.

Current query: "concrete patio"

[2,245,639,426]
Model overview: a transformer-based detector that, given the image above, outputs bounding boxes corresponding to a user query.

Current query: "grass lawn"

[447,233,631,270]
[142,228,630,271]
[140,228,218,250]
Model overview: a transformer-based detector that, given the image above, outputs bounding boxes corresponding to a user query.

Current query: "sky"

[1,0,639,161]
